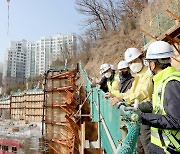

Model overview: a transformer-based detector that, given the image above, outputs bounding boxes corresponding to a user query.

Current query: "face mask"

[143,59,148,66]
[119,71,129,78]
[104,72,111,78]
[130,63,143,73]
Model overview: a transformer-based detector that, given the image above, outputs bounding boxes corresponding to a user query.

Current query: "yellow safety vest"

[151,67,180,152]
[107,74,119,93]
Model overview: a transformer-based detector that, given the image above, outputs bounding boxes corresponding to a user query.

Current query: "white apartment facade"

[3,40,27,88]
[3,34,77,89]
[35,33,77,75]
[25,42,36,78]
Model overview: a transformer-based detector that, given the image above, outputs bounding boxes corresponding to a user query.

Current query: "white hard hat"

[146,41,174,59]
[118,60,129,69]
[100,63,111,74]
[100,64,104,70]
[99,64,103,74]
[125,48,142,63]
[110,64,115,70]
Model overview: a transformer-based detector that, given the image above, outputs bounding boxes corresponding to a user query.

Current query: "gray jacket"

[141,80,180,129]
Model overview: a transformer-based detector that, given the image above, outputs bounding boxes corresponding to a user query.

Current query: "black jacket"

[141,80,180,129]
[98,76,108,93]
[119,73,134,93]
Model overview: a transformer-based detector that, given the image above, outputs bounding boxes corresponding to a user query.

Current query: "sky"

[0,0,85,62]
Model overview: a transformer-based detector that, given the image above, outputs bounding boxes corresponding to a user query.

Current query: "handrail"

[79,62,140,154]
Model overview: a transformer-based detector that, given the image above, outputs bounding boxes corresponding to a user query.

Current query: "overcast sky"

[0,0,85,62]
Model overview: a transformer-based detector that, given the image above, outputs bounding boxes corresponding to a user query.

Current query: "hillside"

[82,0,180,77]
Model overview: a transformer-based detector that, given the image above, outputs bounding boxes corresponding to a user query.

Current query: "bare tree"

[101,0,121,30]
[76,0,147,32]
[118,0,147,20]
[60,43,71,63]
[75,0,148,62]
[76,0,107,31]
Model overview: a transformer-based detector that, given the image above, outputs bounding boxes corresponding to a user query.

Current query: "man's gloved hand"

[116,101,127,109]
[134,109,142,123]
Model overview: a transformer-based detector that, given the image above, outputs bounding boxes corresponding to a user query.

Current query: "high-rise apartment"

[3,40,27,88]
[26,42,36,78]
[3,33,77,90]
[35,33,76,75]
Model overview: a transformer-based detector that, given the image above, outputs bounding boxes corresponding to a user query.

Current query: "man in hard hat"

[100,63,119,95]
[117,60,135,141]
[110,64,116,74]
[117,60,134,93]
[108,48,153,154]
[96,64,109,92]
[108,48,153,105]
[138,41,180,154]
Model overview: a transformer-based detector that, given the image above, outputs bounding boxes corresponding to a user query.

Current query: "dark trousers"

[148,143,165,154]
[137,124,151,154]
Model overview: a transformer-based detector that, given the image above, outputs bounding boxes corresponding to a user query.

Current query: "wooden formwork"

[24,91,44,122]
[1,90,44,122]
[0,98,11,119]
[44,68,81,154]
[11,93,25,120]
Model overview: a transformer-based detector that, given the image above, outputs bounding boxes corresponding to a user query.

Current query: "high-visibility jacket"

[111,66,153,104]
[107,74,119,93]
[151,67,180,152]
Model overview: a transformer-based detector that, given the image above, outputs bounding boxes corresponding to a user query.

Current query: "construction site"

[0,0,179,153]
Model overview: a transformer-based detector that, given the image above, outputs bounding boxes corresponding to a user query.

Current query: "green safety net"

[143,1,180,44]
[79,63,140,154]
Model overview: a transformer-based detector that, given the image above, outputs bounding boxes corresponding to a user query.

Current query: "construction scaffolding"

[43,66,82,154]
[140,0,180,69]
[0,89,44,122]
[141,0,180,45]
[0,97,11,119]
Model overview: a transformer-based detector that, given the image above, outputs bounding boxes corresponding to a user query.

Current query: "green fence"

[79,63,140,154]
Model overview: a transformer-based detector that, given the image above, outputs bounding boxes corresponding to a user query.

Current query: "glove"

[134,109,142,123]
[116,101,127,109]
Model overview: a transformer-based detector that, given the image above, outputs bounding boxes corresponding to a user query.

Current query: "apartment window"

[12,147,17,152]
[2,146,8,151]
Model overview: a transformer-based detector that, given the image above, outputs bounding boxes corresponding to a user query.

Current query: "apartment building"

[3,40,27,89]
[35,33,77,75]
[25,42,36,78]
[3,34,77,90]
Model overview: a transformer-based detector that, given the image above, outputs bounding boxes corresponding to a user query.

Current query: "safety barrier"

[143,1,180,44]
[79,63,140,154]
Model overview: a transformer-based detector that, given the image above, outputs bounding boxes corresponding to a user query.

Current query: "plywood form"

[44,69,80,154]
[0,91,44,122]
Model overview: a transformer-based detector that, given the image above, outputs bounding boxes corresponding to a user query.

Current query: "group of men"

[94,41,180,154]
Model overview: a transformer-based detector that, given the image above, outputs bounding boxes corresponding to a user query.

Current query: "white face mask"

[130,63,143,73]
[143,59,148,66]
[104,72,111,78]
